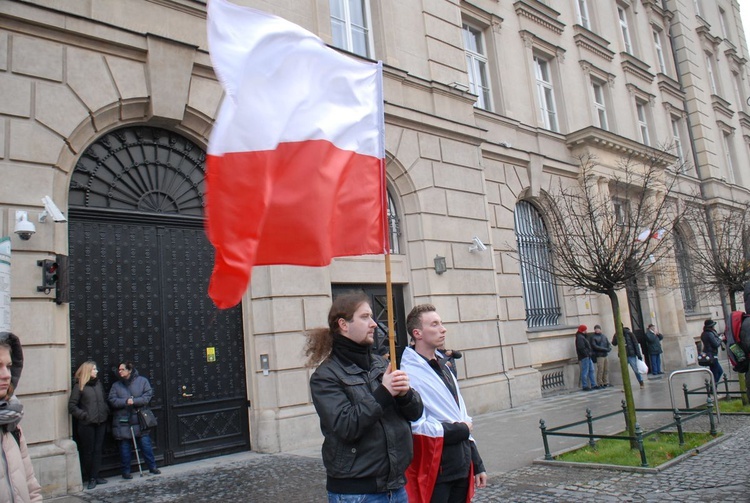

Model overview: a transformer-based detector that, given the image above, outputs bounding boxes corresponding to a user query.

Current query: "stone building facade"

[0,0,748,497]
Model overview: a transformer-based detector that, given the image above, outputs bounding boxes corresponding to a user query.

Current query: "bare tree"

[531,151,683,445]
[678,203,750,311]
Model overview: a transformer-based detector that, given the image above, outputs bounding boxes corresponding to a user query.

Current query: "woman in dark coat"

[108,361,160,478]
[700,319,724,384]
[69,361,109,489]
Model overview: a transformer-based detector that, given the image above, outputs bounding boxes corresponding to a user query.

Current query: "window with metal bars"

[514,201,561,327]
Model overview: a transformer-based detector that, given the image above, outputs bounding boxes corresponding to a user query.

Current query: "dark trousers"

[709,358,724,384]
[77,422,106,480]
[120,432,156,473]
[431,477,469,503]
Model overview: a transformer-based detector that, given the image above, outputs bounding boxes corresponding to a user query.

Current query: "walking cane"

[130,426,144,477]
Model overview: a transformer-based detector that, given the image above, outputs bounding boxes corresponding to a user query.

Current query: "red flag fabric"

[206,0,386,308]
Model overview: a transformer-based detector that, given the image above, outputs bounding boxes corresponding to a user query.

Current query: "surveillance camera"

[469,236,488,252]
[14,211,36,240]
[41,196,67,223]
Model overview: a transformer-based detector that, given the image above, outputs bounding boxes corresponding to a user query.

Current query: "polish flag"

[206,0,387,309]
[401,347,476,503]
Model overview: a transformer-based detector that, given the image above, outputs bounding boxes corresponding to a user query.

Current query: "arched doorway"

[68,126,250,471]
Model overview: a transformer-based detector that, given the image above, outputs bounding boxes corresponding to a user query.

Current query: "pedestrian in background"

[589,325,612,387]
[700,319,724,384]
[108,361,161,479]
[306,292,423,502]
[645,324,664,375]
[613,327,644,388]
[0,332,42,502]
[68,361,109,489]
[575,325,597,391]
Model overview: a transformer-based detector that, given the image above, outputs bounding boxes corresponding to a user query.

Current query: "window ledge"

[573,25,614,62]
[513,0,564,35]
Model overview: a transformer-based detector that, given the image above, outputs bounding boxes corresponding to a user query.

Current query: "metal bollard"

[540,419,553,460]
[635,422,648,467]
[673,409,685,447]
[682,383,690,409]
[706,396,717,436]
[585,408,596,449]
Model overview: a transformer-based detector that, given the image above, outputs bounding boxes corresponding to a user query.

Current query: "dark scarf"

[331,333,372,371]
[0,396,23,432]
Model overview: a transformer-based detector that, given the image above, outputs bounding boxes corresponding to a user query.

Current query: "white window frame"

[694,0,703,17]
[653,28,666,74]
[671,116,685,165]
[618,6,633,54]
[463,23,492,111]
[719,7,729,40]
[705,53,718,95]
[733,72,744,112]
[723,131,736,183]
[576,0,591,30]
[329,0,373,58]
[592,80,609,130]
[534,55,558,132]
[636,100,651,146]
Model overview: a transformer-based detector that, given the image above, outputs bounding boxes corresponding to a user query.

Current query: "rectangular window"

[636,101,650,146]
[733,72,745,112]
[653,29,666,74]
[576,0,591,30]
[719,8,729,40]
[706,54,718,95]
[330,0,371,58]
[463,23,491,111]
[592,81,609,130]
[618,6,633,54]
[723,132,736,183]
[671,117,685,165]
[534,55,558,132]
[694,0,703,17]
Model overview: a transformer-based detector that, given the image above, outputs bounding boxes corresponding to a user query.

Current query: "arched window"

[387,190,401,254]
[514,201,561,327]
[673,229,697,313]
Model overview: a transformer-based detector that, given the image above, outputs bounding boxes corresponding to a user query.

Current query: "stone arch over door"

[68,125,250,471]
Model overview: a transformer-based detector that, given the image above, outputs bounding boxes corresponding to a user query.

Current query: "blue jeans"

[327,488,408,503]
[120,433,156,473]
[580,357,596,389]
[709,358,724,384]
[627,356,643,383]
[649,354,662,374]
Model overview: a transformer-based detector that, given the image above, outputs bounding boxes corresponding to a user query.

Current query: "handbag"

[697,352,714,367]
[137,407,158,431]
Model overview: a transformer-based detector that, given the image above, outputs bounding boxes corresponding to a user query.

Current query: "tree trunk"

[609,290,639,448]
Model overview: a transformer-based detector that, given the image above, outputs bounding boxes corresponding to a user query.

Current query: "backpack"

[725,311,750,373]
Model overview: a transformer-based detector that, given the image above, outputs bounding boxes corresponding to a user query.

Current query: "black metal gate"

[67,126,249,472]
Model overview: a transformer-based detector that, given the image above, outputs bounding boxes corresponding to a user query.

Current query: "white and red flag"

[400,347,476,503]
[206,0,387,308]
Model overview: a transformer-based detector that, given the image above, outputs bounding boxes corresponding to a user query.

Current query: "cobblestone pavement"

[56,416,750,502]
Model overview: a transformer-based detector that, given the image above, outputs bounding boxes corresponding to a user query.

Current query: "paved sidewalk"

[49,369,748,502]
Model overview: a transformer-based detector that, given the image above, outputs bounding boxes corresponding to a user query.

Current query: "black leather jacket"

[310,352,423,493]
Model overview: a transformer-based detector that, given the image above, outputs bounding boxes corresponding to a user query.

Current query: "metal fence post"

[585,408,596,449]
[673,409,684,447]
[540,419,553,460]
[682,383,689,409]
[635,422,648,467]
[706,396,717,436]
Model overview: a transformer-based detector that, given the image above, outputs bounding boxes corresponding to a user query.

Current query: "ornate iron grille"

[69,126,206,216]
[514,201,561,327]
[541,368,565,392]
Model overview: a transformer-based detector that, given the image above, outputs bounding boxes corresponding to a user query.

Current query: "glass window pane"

[347,0,365,26]
[330,0,344,19]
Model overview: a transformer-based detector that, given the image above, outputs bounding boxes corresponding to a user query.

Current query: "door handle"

[181,385,193,398]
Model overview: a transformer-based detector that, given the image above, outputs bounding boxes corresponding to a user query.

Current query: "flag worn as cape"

[206,0,386,309]
[400,347,475,503]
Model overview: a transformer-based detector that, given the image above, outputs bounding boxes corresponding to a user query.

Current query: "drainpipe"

[663,0,730,323]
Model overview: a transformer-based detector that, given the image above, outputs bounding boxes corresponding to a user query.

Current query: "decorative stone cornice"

[573,25,614,62]
[657,74,685,101]
[711,94,734,120]
[519,30,566,60]
[739,111,750,131]
[620,52,655,83]
[513,0,565,35]
[579,60,615,83]
[696,25,722,49]
[565,126,678,168]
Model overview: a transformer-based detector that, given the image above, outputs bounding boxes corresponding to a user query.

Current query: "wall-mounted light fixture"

[14,211,36,240]
[434,255,447,275]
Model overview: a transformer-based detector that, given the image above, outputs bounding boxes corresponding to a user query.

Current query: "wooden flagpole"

[385,252,397,370]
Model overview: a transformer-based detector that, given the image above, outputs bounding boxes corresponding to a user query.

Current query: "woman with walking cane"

[108,361,161,479]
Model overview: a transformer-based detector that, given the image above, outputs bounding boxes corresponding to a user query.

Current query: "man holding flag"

[401,305,487,502]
